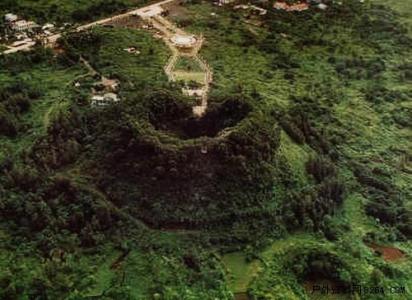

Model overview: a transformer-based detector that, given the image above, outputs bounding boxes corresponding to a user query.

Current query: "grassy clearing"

[222,234,316,295]
[122,252,153,299]
[341,193,378,238]
[175,56,203,72]
[43,98,70,131]
[173,70,205,83]
[89,27,170,89]
[85,248,122,297]
[0,63,84,159]
[373,0,412,30]
[278,132,313,187]
[222,252,260,293]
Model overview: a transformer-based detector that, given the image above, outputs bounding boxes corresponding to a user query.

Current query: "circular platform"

[170,34,197,48]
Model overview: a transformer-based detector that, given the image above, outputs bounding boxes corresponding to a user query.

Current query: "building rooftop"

[4,13,18,22]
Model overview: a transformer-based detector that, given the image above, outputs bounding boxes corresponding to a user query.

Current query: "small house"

[42,23,55,31]
[91,93,120,107]
[4,13,18,22]
[11,20,39,32]
[317,3,328,10]
[218,0,235,5]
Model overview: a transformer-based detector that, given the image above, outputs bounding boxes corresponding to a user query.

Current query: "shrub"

[0,105,18,137]
[306,156,337,183]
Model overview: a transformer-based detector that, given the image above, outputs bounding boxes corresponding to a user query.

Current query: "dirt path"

[3,41,36,54]
[193,54,212,116]
[79,56,98,76]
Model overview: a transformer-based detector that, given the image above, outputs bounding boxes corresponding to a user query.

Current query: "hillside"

[0,0,411,299]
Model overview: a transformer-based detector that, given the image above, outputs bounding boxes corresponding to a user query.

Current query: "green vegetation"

[175,56,203,72]
[0,0,411,299]
[58,27,170,89]
[173,56,206,85]
[174,70,205,84]
[222,252,260,294]
[0,0,146,24]
[0,47,84,160]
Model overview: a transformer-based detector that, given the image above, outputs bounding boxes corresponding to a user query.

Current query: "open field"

[173,70,205,83]
[175,56,204,72]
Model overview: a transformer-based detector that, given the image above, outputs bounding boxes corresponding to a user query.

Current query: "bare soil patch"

[368,244,406,262]
[106,15,143,29]
[162,1,191,20]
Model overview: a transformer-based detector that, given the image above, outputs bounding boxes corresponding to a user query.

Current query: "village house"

[91,93,120,107]
[11,20,39,32]
[42,23,55,31]
[4,13,18,22]
[217,0,235,5]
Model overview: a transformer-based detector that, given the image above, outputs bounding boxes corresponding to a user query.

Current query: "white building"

[4,13,18,22]
[318,3,328,10]
[42,23,55,31]
[217,0,235,5]
[91,93,120,107]
[11,20,39,32]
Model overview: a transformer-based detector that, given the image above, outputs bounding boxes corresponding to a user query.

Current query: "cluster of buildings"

[1,13,60,50]
[273,0,331,11]
[74,73,121,107]
[90,77,121,107]
[214,0,328,12]
[4,13,39,32]
[3,13,44,40]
